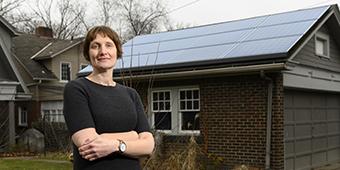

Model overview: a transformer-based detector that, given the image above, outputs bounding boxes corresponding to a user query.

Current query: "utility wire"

[166,0,201,14]
[306,0,338,8]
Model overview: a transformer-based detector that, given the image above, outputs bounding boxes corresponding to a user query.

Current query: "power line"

[166,0,201,14]
[306,0,338,8]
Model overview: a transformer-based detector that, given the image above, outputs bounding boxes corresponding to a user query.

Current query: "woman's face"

[89,33,117,71]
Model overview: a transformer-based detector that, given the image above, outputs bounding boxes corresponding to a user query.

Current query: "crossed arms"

[72,128,154,161]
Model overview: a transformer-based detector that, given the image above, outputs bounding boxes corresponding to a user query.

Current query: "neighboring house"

[0,16,31,150]
[12,27,87,132]
[81,5,340,170]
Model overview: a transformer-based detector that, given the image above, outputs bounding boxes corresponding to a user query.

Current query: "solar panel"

[79,5,330,73]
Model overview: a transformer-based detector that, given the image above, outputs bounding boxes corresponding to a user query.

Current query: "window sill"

[59,80,69,83]
[162,135,203,144]
[316,54,330,59]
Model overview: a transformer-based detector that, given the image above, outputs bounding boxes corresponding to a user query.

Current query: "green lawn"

[0,158,72,170]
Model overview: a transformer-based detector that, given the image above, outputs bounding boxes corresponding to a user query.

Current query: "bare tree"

[98,0,167,40]
[95,0,118,26]
[0,0,24,17]
[11,0,87,39]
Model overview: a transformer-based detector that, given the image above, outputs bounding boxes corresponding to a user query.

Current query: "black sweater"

[63,77,150,170]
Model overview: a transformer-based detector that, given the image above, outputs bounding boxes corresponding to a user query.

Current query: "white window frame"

[41,101,65,123]
[149,86,200,135]
[315,32,330,58]
[18,107,28,127]
[151,90,172,134]
[60,62,71,82]
[178,88,200,134]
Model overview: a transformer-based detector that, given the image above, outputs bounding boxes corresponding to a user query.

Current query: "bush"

[32,121,71,152]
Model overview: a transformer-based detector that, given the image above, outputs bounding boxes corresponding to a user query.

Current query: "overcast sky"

[165,0,340,26]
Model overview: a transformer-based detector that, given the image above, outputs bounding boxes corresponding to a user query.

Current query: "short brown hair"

[83,26,123,61]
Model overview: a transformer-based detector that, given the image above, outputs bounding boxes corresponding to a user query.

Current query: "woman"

[63,26,154,170]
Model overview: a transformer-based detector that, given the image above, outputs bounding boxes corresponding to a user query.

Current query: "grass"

[0,157,72,170]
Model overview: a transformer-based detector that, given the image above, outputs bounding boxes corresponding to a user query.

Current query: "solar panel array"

[80,5,329,73]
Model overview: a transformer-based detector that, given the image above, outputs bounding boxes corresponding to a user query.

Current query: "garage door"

[284,90,340,170]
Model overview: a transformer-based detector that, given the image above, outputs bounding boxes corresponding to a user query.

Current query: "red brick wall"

[133,73,284,169]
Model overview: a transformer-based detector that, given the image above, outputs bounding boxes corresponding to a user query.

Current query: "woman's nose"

[99,46,108,54]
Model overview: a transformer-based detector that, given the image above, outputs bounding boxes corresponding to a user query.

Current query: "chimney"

[35,26,53,38]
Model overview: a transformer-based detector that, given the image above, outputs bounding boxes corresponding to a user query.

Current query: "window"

[18,107,28,126]
[152,91,171,131]
[150,87,200,135]
[42,109,65,122]
[60,62,71,81]
[179,89,200,131]
[315,32,329,58]
[41,101,65,123]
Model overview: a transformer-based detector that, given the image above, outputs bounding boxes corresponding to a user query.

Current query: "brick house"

[80,5,340,169]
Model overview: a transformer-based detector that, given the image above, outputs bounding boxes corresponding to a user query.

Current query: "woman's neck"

[87,70,115,86]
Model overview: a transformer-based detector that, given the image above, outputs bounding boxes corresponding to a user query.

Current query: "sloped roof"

[115,5,331,70]
[0,15,19,36]
[32,37,83,60]
[13,34,83,80]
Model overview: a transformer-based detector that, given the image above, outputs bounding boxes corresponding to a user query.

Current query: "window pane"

[165,92,170,100]
[193,100,199,109]
[165,102,170,110]
[153,102,158,111]
[180,91,185,99]
[180,101,185,110]
[61,63,70,81]
[159,102,164,110]
[193,90,199,99]
[159,92,164,100]
[155,112,171,130]
[182,111,199,130]
[187,101,192,110]
[316,38,324,55]
[187,91,192,99]
[153,92,158,100]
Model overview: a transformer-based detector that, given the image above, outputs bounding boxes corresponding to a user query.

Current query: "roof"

[79,4,335,75]
[13,34,83,80]
[0,15,19,36]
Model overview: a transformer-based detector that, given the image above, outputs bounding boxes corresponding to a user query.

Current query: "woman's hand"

[78,135,119,161]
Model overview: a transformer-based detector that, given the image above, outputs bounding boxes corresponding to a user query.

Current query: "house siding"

[38,44,87,101]
[294,25,340,73]
[50,44,87,82]
[133,73,284,169]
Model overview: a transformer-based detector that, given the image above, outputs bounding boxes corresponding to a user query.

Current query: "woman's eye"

[90,44,99,49]
[106,43,114,48]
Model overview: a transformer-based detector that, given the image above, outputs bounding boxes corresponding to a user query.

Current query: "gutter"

[114,63,286,80]
[261,71,273,170]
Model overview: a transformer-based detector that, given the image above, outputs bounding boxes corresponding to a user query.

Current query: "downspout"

[261,71,273,170]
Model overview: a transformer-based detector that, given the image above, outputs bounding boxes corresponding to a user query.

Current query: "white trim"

[288,10,334,61]
[178,88,200,111]
[60,61,71,82]
[315,31,330,58]
[151,90,171,112]
[149,86,200,135]
[0,34,30,93]
[283,65,340,92]
[30,42,53,59]
[50,40,84,58]
[114,63,286,80]
[18,107,28,127]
